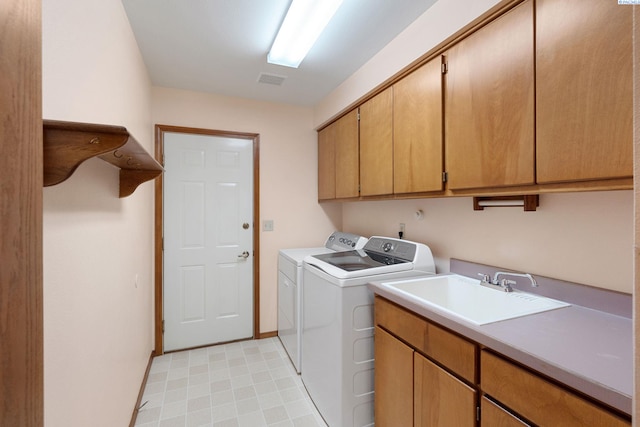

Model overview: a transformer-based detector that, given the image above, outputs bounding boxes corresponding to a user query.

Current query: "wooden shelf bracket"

[43,120,163,197]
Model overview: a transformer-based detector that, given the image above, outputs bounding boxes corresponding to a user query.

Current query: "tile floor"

[134,337,328,427]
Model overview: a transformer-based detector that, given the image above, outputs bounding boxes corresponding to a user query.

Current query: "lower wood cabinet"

[481,350,630,427]
[414,352,476,426]
[374,295,476,383]
[374,296,631,427]
[375,297,477,427]
[374,326,476,427]
[374,327,413,427]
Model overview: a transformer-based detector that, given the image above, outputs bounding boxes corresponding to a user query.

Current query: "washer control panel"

[364,237,417,262]
[325,231,368,251]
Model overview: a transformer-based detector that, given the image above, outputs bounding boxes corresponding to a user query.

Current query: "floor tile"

[160,415,186,427]
[135,406,161,425]
[161,400,187,420]
[135,338,326,427]
[263,405,288,424]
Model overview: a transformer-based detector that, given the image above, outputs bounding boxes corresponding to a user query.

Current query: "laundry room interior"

[3,0,638,426]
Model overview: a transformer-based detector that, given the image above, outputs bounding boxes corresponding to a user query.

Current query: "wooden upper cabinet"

[335,109,360,198]
[393,57,444,194]
[536,0,632,184]
[317,122,336,200]
[317,109,359,200]
[360,87,393,196]
[445,0,534,190]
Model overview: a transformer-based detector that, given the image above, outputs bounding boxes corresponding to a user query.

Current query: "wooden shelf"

[43,120,163,197]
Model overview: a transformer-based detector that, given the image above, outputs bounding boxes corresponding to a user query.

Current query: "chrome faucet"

[493,271,538,289]
[477,271,538,293]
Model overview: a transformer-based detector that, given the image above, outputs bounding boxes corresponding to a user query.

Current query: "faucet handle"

[477,273,491,284]
[499,279,516,292]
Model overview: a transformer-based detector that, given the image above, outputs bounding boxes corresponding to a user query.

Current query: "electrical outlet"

[263,220,274,232]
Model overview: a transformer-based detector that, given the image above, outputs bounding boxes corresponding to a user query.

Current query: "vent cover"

[257,72,287,86]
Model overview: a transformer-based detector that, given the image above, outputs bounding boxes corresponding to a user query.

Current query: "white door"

[163,131,254,352]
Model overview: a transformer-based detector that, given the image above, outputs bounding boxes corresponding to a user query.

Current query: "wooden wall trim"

[153,126,165,356]
[257,331,278,339]
[153,124,260,355]
[128,351,156,427]
[633,5,639,426]
[0,0,44,425]
[253,135,261,339]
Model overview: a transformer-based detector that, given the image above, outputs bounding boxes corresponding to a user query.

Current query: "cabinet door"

[317,123,336,200]
[445,0,534,190]
[334,109,360,198]
[360,87,393,196]
[414,352,476,427]
[394,57,444,194]
[536,0,632,183]
[374,327,413,427]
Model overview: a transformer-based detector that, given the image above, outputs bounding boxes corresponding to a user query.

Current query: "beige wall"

[42,0,154,425]
[343,192,633,293]
[152,87,342,334]
[316,0,633,294]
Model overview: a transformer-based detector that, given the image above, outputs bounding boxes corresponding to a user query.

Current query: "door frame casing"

[154,124,260,355]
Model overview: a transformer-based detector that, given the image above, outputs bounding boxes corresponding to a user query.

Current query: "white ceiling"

[122,0,438,107]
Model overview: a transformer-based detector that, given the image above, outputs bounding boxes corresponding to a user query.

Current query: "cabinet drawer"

[375,296,476,382]
[481,397,530,426]
[481,350,630,427]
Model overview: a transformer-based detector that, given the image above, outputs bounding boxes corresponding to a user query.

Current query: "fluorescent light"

[268,0,344,68]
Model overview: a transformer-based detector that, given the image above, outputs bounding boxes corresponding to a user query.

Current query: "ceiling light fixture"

[267,0,344,68]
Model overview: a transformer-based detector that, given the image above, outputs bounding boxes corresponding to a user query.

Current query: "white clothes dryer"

[278,231,368,373]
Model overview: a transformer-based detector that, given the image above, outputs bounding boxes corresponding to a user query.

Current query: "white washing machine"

[278,231,368,373]
[301,237,437,427]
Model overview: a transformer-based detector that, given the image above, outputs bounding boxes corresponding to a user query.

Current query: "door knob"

[238,251,250,259]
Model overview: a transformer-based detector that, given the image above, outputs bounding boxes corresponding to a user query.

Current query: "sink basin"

[381,274,570,325]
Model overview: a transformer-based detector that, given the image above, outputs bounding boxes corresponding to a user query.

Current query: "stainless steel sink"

[381,274,570,325]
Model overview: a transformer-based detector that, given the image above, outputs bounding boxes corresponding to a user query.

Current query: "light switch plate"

[263,220,274,232]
